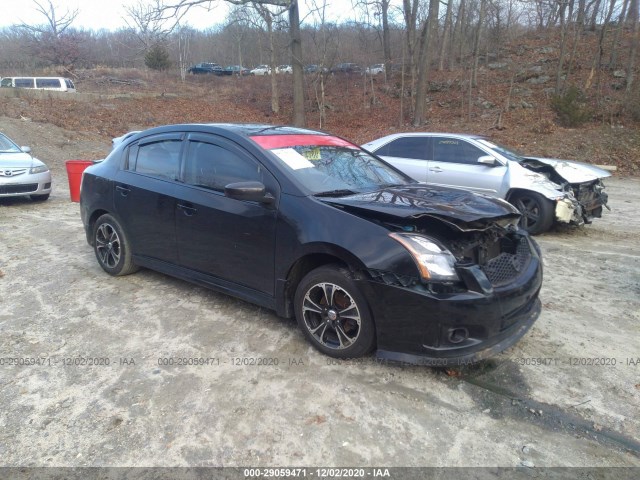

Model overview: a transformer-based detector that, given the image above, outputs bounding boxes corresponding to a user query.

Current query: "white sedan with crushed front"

[0,132,52,201]
[363,132,610,235]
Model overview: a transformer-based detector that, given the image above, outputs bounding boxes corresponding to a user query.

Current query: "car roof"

[123,123,334,142]
[363,132,485,149]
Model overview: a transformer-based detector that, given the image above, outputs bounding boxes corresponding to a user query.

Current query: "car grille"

[0,168,28,177]
[481,237,532,287]
[0,183,38,194]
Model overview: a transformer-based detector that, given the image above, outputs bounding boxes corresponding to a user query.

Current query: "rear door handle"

[429,167,443,173]
[177,203,197,216]
[115,185,130,196]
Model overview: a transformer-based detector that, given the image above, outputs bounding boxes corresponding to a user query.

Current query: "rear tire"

[93,213,138,276]
[510,191,554,235]
[294,265,375,359]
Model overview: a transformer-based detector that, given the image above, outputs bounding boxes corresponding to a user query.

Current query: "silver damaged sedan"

[0,132,52,201]
[362,133,610,234]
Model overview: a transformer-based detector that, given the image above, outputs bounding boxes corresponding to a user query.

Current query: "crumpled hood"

[524,157,611,184]
[320,185,520,231]
[0,152,37,168]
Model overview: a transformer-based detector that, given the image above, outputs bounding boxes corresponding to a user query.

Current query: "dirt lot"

[0,114,639,468]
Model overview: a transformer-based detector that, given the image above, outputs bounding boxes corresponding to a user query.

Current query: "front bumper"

[0,171,52,197]
[555,180,609,225]
[361,237,543,366]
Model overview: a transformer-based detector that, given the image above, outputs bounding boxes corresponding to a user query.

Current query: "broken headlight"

[389,233,459,283]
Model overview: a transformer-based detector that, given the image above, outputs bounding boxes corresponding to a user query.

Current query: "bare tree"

[148,0,305,126]
[413,0,439,125]
[472,0,487,87]
[251,2,288,113]
[438,0,454,71]
[16,0,81,67]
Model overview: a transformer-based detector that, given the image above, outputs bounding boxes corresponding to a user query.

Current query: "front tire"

[93,214,138,276]
[294,265,375,358]
[510,191,554,235]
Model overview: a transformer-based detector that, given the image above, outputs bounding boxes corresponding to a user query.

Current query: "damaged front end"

[521,157,610,225]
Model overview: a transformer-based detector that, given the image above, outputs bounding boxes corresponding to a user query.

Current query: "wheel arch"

[86,209,111,245]
[276,244,367,319]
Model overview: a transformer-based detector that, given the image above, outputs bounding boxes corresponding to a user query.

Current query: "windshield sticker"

[304,148,322,161]
[271,148,315,170]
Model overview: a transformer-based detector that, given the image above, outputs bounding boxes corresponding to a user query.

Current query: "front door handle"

[115,185,130,196]
[429,167,443,173]
[177,203,197,216]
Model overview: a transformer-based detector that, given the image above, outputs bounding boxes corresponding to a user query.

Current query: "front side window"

[133,140,182,180]
[433,137,486,164]
[184,141,263,191]
[1,78,12,87]
[376,137,432,160]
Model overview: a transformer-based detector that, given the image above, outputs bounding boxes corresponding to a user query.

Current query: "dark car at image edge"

[80,124,542,366]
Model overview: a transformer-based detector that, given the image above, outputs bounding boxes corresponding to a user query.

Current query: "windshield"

[0,134,21,153]
[476,138,525,163]
[252,135,412,195]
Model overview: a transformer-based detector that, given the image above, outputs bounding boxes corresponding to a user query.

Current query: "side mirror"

[477,155,497,166]
[225,181,275,204]
[21,146,31,153]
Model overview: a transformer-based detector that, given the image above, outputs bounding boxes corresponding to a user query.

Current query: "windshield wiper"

[314,189,358,197]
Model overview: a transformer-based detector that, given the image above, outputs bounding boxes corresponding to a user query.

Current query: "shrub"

[550,85,591,127]
[144,44,171,71]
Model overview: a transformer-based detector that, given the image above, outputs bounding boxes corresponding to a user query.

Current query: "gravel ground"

[0,116,639,468]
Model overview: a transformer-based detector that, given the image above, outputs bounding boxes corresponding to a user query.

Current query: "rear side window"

[433,137,486,164]
[14,78,34,88]
[375,137,432,160]
[65,79,75,89]
[1,78,12,87]
[36,78,62,88]
[184,141,263,191]
[133,140,182,180]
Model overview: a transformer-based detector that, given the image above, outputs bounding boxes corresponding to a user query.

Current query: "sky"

[0,0,357,31]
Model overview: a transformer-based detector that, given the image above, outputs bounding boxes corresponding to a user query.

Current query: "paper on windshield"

[271,148,315,170]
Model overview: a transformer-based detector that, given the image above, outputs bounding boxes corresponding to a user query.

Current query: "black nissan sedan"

[80,124,542,366]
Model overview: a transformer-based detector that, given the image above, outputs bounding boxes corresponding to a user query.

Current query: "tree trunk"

[609,0,629,68]
[450,0,465,70]
[289,0,305,127]
[439,0,453,71]
[585,0,616,90]
[413,0,440,125]
[265,12,279,113]
[555,0,571,94]
[626,3,639,93]
[472,0,486,88]
[381,0,392,78]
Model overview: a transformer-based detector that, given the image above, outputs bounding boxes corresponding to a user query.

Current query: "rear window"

[36,78,62,88]
[14,78,34,88]
[375,137,432,160]
[132,140,182,180]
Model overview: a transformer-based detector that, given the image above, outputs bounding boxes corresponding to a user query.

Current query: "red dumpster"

[65,160,94,202]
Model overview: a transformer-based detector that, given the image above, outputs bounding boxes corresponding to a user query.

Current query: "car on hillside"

[223,65,251,76]
[187,63,223,75]
[0,132,52,201]
[80,124,542,365]
[362,133,610,235]
[331,63,362,75]
[304,64,328,74]
[250,65,271,76]
[276,65,293,74]
[365,64,385,75]
[1,76,76,92]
